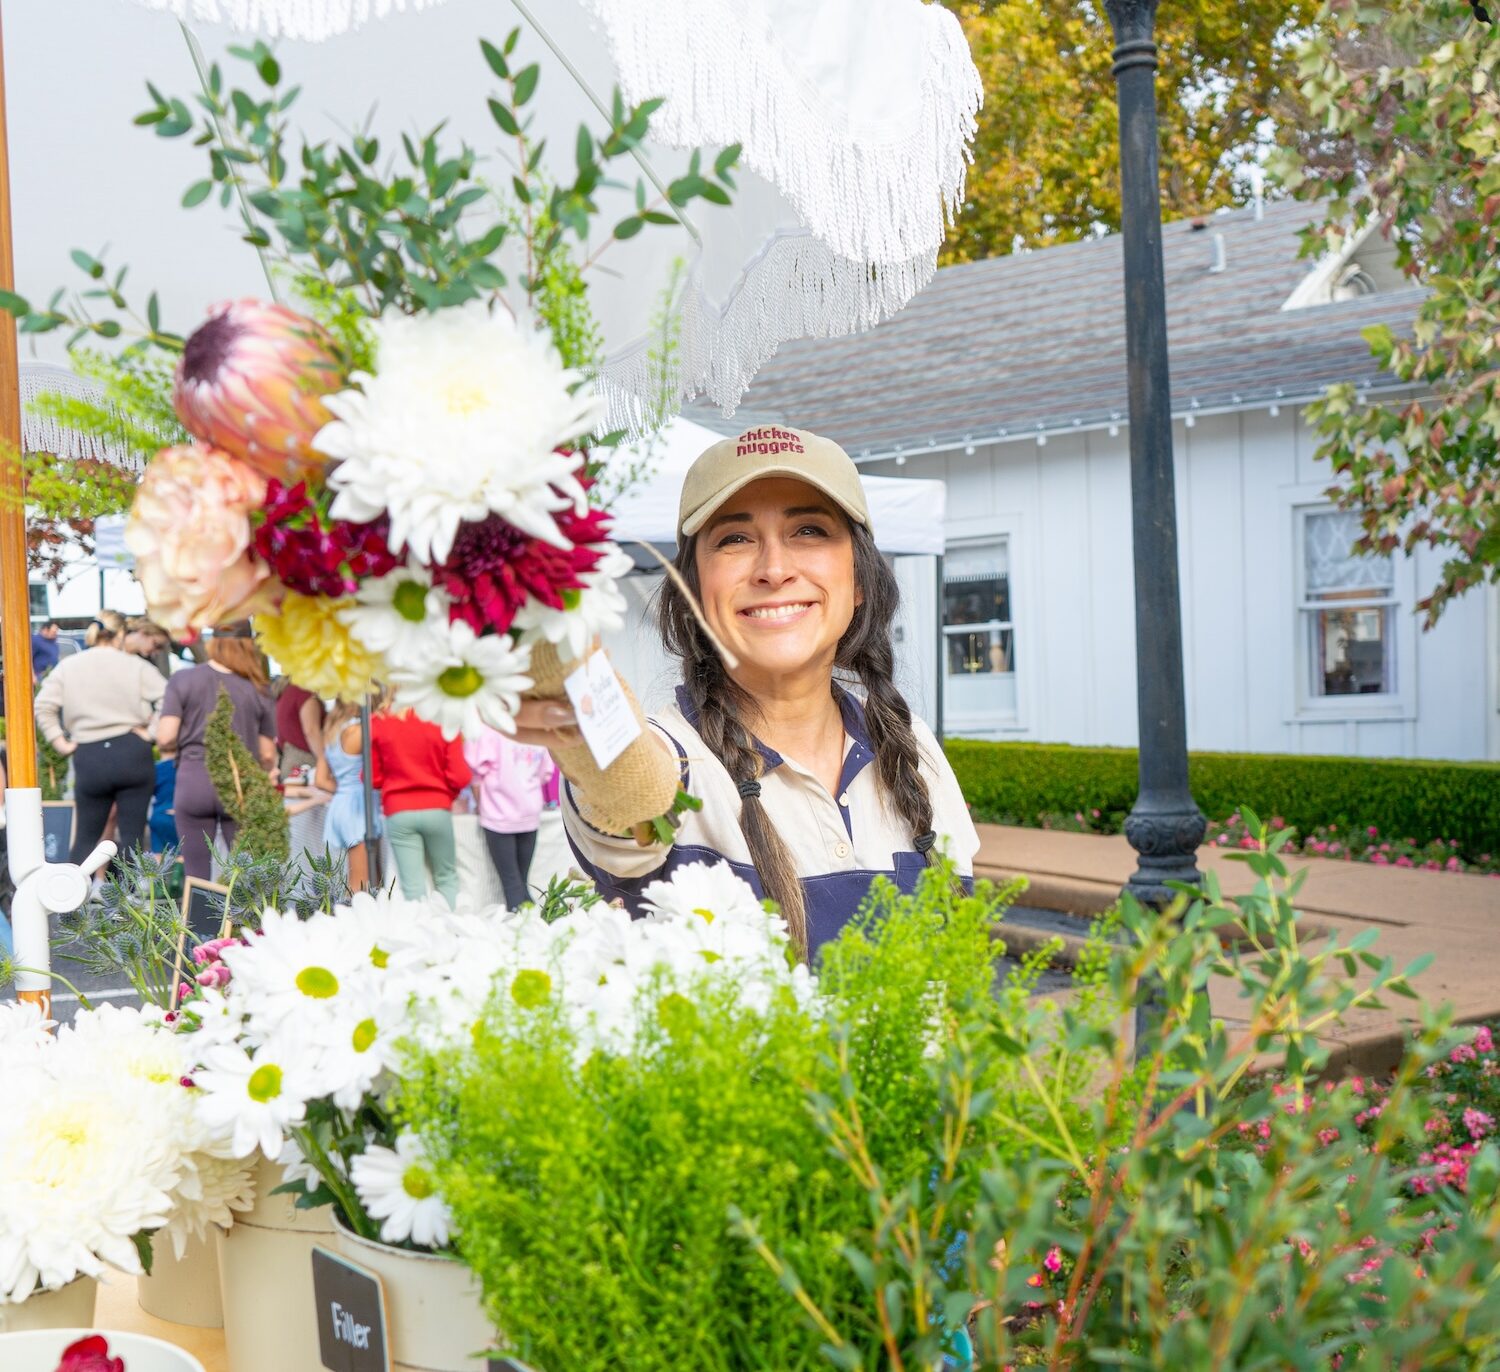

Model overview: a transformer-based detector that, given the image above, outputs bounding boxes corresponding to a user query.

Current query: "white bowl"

[0,1328,205,1372]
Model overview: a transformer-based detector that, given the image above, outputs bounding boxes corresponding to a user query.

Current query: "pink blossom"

[1043,1246,1063,1274]
[1446,857,1462,872]
[1367,826,1379,838]
[1317,1128,1340,1146]
[1395,856,1413,868]
[1463,1108,1493,1140]
[1451,1043,1477,1065]
[1473,1026,1493,1054]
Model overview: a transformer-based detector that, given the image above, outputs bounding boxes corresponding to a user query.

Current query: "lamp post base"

[1123,796,1206,909]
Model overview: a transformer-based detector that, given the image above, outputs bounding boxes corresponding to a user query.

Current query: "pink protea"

[174,299,345,481]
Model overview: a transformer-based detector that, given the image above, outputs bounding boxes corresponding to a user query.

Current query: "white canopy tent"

[600,416,948,734]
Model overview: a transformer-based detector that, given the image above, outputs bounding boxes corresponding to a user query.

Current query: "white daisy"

[640,861,773,930]
[511,544,634,662]
[220,908,375,1038]
[339,562,453,668]
[350,1131,453,1250]
[193,1040,313,1161]
[321,301,604,563]
[389,619,533,739]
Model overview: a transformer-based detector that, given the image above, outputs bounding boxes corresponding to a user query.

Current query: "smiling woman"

[515,427,979,958]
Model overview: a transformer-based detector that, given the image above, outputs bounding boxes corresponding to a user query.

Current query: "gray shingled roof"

[691,200,1425,458]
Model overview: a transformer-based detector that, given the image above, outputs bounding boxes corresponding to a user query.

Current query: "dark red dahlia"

[252,479,400,598]
[438,512,607,635]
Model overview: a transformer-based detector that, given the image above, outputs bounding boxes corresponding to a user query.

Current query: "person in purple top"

[156,625,276,880]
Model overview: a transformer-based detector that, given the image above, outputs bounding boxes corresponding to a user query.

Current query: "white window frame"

[1289,499,1416,722]
[941,534,1021,732]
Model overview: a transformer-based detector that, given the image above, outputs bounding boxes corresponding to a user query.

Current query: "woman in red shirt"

[369,704,471,908]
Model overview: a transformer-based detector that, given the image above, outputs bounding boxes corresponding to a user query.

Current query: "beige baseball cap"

[677,425,870,538]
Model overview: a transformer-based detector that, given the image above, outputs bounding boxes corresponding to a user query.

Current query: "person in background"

[275,679,326,782]
[123,618,175,679]
[156,624,276,881]
[148,753,178,855]
[464,724,550,909]
[315,699,381,892]
[30,620,60,681]
[370,705,470,908]
[34,610,165,865]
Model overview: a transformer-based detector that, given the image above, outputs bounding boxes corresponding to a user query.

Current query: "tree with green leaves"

[205,687,289,864]
[1273,0,1499,625]
[940,0,1316,262]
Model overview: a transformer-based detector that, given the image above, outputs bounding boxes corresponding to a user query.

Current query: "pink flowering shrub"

[1203,816,1499,876]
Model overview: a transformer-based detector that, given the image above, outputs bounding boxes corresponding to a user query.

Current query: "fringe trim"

[580,0,982,265]
[19,363,143,472]
[598,229,935,439]
[127,0,448,42]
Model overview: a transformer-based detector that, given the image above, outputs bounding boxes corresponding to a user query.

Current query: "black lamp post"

[1102,0,1205,907]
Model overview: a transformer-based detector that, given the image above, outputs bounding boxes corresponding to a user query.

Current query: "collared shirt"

[562,687,980,955]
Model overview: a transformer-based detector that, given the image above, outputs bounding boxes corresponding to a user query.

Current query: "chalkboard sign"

[41,802,75,863]
[181,877,231,943]
[312,1246,390,1372]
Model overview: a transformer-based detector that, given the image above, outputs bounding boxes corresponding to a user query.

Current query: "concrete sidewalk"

[975,824,1500,1074]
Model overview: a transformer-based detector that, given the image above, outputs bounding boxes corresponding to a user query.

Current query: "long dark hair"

[658,519,936,956]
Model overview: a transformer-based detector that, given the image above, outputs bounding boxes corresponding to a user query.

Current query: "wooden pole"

[0,1,36,789]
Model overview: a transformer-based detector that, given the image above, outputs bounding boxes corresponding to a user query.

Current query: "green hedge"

[943,739,1500,858]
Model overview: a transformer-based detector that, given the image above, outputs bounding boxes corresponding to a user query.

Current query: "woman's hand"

[51,737,77,757]
[510,700,581,752]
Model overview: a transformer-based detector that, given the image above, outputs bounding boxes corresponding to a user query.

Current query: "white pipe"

[4,787,116,994]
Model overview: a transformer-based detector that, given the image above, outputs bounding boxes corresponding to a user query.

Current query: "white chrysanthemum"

[321,301,603,563]
[0,1002,53,1059]
[0,1077,180,1300]
[511,544,634,662]
[351,1131,453,1250]
[339,562,452,667]
[389,619,533,739]
[193,1040,313,1161]
[160,1152,257,1258]
[220,908,375,1038]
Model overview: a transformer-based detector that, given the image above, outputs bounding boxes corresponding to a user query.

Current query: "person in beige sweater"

[34,611,167,864]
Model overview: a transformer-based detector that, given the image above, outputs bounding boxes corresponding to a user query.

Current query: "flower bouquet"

[124,294,685,837]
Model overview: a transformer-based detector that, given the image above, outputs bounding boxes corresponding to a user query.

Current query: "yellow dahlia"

[255,592,383,700]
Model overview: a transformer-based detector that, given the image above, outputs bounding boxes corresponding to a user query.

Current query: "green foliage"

[204,686,289,863]
[781,818,1486,1369]
[407,819,1495,1369]
[405,865,1138,1371]
[53,847,189,1010]
[942,0,1317,262]
[943,737,1500,859]
[1272,1,1500,624]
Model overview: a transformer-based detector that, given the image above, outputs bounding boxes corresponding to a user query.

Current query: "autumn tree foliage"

[940,0,1317,262]
[1274,0,1500,624]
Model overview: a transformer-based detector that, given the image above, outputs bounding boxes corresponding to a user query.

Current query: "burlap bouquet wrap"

[525,642,682,837]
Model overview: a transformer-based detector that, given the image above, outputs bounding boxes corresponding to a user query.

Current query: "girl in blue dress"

[314,699,382,892]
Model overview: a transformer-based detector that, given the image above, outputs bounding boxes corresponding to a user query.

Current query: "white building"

[697,202,1498,762]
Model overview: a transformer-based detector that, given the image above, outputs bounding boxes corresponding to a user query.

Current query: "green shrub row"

[942,739,1500,857]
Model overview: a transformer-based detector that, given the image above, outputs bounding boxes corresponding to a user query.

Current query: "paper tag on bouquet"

[562,649,643,770]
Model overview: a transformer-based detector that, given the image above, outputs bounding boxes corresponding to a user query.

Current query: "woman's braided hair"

[658,518,937,958]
